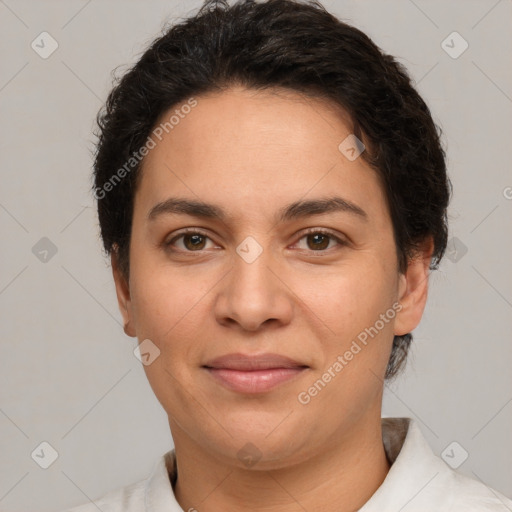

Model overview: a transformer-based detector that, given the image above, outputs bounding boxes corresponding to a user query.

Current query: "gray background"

[0,0,511,510]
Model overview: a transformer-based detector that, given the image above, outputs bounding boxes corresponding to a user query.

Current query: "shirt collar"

[358,417,450,510]
[144,448,181,511]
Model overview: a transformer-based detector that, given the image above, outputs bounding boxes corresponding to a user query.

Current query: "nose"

[213,244,294,332]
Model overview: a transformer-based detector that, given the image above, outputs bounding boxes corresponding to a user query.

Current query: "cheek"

[302,261,398,390]
[298,276,361,340]
[128,263,212,356]
[130,267,212,412]
[300,261,397,337]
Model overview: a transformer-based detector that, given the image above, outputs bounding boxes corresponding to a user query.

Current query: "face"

[113,86,430,469]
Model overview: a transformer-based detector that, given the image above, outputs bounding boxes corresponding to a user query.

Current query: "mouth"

[202,353,309,393]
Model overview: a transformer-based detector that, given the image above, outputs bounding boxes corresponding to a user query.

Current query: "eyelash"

[164,227,348,254]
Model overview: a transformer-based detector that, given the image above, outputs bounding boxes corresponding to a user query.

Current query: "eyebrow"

[147,196,368,223]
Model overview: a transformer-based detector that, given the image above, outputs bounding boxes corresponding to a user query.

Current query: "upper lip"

[203,353,308,371]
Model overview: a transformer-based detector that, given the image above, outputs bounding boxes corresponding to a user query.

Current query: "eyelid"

[297,226,347,240]
[165,227,216,246]
[292,227,349,250]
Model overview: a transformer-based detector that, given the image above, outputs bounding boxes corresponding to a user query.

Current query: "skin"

[112,86,433,511]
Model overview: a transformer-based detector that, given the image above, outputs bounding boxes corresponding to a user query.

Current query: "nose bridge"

[214,236,293,330]
[234,241,274,293]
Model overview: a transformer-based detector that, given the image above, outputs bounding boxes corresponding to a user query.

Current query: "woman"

[67,0,511,509]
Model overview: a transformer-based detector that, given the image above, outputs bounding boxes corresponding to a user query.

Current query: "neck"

[171,409,390,512]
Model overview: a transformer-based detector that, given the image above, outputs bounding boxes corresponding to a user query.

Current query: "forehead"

[136,86,388,225]
[147,86,356,165]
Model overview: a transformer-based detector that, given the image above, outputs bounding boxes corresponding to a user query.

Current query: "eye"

[165,229,217,252]
[293,229,347,252]
[164,228,347,254]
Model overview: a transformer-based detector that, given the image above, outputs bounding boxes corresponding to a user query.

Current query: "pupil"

[186,234,204,250]
[309,233,328,250]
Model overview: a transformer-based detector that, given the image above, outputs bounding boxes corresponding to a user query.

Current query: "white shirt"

[65,417,512,511]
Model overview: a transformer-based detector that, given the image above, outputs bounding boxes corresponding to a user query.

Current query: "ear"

[394,238,434,337]
[111,247,136,338]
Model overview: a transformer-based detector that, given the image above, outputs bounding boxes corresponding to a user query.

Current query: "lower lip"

[205,367,306,393]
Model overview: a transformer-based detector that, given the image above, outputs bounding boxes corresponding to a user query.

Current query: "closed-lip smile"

[202,352,308,393]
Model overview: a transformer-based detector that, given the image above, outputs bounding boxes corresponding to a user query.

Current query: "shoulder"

[371,418,512,511]
[57,450,177,512]
[62,477,146,512]
[442,469,512,511]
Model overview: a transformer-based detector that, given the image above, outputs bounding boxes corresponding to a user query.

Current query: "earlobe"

[111,248,136,338]
[394,239,434,337]
[123,320,134,337]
